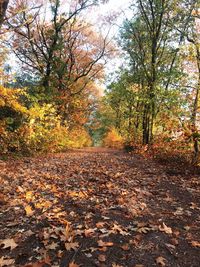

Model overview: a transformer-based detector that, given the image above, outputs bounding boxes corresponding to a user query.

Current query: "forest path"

[0,148,200,267]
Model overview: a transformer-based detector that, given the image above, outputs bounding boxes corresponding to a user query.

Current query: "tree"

[119,0,183,144]
[0,0,9,27]
[7,0,111,98]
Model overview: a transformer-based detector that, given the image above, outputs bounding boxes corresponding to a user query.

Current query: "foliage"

[103,127,124,148]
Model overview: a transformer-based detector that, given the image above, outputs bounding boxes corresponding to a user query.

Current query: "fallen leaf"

[23,261,49,267]
[98,254,106,262]
[112,264,123,267]
[156,256,167,266]
[159,223,172,234]
[45,242,58,250]
[0,238,18,250]
[121,244,129,251]
[0,256,15,266]
[191,241,200,247]
[25,191,33,201]
[98,240,113,247]
[68,261,80,267]
[65,242,79,251]
[137,226,151,234]
[84,228,95,237]
[25,205,34,216]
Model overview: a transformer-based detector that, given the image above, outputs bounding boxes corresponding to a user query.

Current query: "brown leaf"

[98,240,113,247]
[84,228,95,237]
[45,242,58,250]
[0,238,18,250]
[23,261,48,267]
[68,261,80,267]
[65,242,79,251]
[156,256,167,266]
[191,240,200,247]
[96,222,105,228]
[121,244,130,251]
[159,223,172,234]
[0,256,15,266]
[98,254,106,262]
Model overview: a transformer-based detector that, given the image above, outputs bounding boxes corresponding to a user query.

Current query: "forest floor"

[0,148,200,267]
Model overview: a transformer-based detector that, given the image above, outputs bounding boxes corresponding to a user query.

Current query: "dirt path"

[0,148,200,267]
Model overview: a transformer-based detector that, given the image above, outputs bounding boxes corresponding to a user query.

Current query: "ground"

[0,148,200,267]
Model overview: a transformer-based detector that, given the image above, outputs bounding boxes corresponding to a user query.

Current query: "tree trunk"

[191,45,200,164]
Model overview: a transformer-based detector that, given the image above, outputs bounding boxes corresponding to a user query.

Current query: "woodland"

[0,0,200,267]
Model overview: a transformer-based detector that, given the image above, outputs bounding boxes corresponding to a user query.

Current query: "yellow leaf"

[25,191,33,201]
[25,205,34,216]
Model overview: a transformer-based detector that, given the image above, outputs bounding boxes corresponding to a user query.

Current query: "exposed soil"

[0,148,200,267]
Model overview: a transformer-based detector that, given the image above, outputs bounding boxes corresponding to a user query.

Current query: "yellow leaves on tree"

[103,127,124,148]
[0,85,27,113]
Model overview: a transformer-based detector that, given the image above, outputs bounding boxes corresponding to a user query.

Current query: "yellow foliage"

[103,127,124,148]
[0,85,27,113]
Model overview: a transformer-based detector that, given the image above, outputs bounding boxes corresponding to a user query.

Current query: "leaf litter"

[0,148,200,266]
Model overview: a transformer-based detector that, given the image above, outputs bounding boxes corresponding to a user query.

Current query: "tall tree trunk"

[191,45,200,164]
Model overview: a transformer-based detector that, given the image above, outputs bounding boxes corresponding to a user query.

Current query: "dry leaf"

[96,222,105,228]
[68,261,80,267]
[0,238,18,250]
[25,191,33,201]
[135,265,144,267]
[0,256,15,266]
[191,240,200,247]
[84,228,95,237]
[46,242,58,250]
[25,205,34,216]
[159,223,172,234]
[23,261,49,267]
[121,244,130,251]
[65,242,79,251]
[156,256,167,266]
[98,240,113,247]
[98,254,106,262]
[137,227,151,234]
[112,264,123,267]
